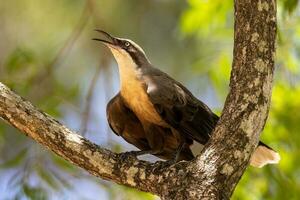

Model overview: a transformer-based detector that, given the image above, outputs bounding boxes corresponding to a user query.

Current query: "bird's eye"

[124,41,130,47]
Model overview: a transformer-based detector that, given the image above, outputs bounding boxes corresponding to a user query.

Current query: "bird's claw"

[155,159,176,168]
[118,151,139,161]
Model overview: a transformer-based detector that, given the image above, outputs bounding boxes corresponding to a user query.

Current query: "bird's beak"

[93,30,118,47]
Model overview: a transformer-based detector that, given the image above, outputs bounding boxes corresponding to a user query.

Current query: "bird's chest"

[120,79,165,126]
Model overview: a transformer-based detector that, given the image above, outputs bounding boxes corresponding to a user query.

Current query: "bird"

[93,30,280,167]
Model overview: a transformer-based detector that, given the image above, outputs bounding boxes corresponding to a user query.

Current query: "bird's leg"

[120,123,166,161]
[173,138,186,162]
[133,149,152,156]
[161,135,186,166]
[118,150,145,159]
[144,123,165,154]
[118,150,140,161]
[154,139,186,168]
[118,149,162,161]
[125,149,157,156]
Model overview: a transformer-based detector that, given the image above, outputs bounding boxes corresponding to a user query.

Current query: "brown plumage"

[107,94,194,161]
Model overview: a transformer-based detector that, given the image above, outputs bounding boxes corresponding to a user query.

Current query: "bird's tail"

[250,142,280,168]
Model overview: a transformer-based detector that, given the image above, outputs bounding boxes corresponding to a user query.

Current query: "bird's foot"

[118,151,140,161]
[118,150,153,161]
[171,139,185,163]
[154,158,177,168]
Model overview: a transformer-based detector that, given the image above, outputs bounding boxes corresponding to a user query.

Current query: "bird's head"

[93,30,150,67]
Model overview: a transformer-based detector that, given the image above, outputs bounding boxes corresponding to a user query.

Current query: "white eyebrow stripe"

[127,39,146,54]
[116,37,146,55]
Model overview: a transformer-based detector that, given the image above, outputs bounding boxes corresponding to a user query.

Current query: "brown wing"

[106,93,149,150]
[144,67,219,144]
[106,93,194,161]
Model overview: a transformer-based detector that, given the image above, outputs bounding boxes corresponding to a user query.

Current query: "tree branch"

[0,0,276,199]
[182,0,276,198]
[0,82,165,195]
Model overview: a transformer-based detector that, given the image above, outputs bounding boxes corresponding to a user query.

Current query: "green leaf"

[180,0,233,36]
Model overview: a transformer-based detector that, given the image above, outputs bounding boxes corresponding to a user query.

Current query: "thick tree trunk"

[0,0,276,199]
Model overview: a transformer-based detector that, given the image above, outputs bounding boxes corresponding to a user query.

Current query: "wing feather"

[106,93,149,149]
[144,68,219,144]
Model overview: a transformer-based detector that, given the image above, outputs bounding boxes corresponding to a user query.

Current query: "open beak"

[93,30,117,46]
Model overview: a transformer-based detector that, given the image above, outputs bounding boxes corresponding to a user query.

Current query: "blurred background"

[0,0,299,199]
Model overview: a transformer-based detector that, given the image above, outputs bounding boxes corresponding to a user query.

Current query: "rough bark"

[0,0,276,199]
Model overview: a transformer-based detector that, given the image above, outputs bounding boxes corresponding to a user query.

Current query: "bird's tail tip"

[250,143,280,168]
